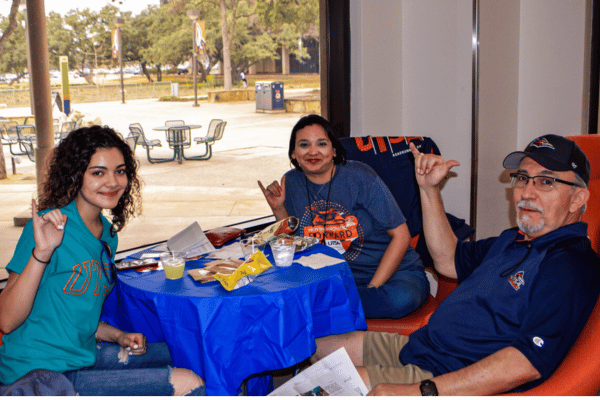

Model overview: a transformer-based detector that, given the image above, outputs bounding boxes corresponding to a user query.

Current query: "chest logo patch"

[508,271,525,290]
[533,336,544,348]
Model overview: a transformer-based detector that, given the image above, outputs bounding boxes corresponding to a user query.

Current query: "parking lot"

[1,96,308,269]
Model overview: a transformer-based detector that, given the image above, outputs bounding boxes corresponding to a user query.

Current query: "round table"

[101,243,366,396]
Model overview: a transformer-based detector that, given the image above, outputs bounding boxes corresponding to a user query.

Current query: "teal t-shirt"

[0,200,117,384]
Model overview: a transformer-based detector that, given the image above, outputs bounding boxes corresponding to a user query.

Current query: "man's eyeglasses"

[509,172,582,191]
[100,241,117,285]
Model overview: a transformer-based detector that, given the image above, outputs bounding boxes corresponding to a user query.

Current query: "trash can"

[255,82,267,111]
[255,81,284,112]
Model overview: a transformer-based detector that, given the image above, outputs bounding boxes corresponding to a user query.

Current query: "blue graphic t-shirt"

[0,200,117,384]
[284,161,422,273]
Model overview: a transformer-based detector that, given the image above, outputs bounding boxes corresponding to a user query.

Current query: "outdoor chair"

[53,119,60,136]
[188,119,224,160]
[56,121,77,142]
[1,121,25,156]
[129,123,174,164]
[164,120,191,157]
[15,124,36,160]
[2,121,27,156]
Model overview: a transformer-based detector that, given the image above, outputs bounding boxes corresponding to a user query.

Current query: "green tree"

[256,0,318,70]
[47,7,124,85]
[0,11,27,85]
[0,0,19,56]
[129,6,159,82]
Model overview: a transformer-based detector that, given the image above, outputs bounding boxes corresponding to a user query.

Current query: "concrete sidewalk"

[1,97,305,269]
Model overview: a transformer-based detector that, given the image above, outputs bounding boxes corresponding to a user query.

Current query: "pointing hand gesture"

[409,142,460,188]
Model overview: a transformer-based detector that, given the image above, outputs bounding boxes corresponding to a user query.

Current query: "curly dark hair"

[288,114,346,171]
[38,125,142,235]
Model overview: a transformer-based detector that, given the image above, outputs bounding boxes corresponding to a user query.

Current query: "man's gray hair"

[571,173,588,216]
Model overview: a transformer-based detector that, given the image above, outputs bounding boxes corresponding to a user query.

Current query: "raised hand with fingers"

[409,142,460,188]
[31,198,67,263]
[258,175,287,212]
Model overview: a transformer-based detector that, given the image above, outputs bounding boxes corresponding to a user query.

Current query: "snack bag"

[188,259,243,283]
[252,217,299,245]
[213,251,272,291]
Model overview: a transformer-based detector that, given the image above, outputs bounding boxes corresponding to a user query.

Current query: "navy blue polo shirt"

[400,222,600,390]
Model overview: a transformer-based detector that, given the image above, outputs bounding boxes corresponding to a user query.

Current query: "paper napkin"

[296,253,345,269]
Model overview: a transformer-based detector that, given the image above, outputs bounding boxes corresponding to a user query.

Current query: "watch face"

[420,380,438,396]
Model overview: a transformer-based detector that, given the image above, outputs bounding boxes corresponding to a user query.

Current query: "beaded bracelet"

[31,248,51,264]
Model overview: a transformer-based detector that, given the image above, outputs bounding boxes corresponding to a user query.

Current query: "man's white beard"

[516,200,545,234]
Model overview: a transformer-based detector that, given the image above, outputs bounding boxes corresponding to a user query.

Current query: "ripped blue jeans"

[63,342,205,396]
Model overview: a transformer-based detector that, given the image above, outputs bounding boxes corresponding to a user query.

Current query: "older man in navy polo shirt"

[314,134,600,395]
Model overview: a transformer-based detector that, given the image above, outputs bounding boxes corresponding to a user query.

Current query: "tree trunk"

[282,46,290,75]
[0,0,20,56]
[220,0,232,90]
[141,61,154,82]
[0,146,7,180]
[157,64,162,82]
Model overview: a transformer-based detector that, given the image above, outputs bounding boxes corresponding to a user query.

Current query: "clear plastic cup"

[159,251,186,279]
[240,237,264,261]
[270,243,296,267]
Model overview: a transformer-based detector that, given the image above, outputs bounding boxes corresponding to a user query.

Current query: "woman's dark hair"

[288,114,346,171]
[39,125,142,235]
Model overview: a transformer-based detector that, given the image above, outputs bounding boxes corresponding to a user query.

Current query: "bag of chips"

[213,251,272,291]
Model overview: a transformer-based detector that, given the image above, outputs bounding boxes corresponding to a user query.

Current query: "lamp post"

[186,10,200,107]
[113,18,125,104]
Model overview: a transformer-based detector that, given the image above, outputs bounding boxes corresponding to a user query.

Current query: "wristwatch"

[419,379,438,396]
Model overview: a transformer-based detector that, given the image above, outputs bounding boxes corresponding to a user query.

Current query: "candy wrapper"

[252,217,299,245]
[213,251,272,291]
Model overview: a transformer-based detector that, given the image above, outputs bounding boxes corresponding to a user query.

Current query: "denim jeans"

[353,268,430,319]
[63,342,206,396]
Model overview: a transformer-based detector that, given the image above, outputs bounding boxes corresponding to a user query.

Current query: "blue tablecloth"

[101,243,366,396]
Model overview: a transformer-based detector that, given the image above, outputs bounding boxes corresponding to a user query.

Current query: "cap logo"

[530,138,555,150]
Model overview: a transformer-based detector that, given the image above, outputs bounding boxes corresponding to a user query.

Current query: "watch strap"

[419,379,438,396]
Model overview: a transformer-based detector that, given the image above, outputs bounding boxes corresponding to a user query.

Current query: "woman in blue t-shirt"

[0,126,205,396]
[258,114,429,319]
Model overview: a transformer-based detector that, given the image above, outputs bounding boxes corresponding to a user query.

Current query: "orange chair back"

[566,135,600,252]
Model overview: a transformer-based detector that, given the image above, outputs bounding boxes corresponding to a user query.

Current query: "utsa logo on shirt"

[508,271,525,290]
[63,258,112,296]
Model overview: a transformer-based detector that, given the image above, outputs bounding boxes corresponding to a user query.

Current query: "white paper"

[269,347,368,396]
[206,242,244,260]
[167,222,215,258]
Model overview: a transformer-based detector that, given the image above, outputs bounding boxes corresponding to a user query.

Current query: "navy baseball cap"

[503,134,590,186]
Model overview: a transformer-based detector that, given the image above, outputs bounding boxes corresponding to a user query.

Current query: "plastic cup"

[159,251,186,279]
[270,243,296,267]
[240,238,262,261]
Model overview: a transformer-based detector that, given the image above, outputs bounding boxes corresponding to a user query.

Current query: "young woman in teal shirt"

[0,126,205,396]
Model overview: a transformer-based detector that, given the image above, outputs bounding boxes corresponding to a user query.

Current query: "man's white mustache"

[517,200,544,215]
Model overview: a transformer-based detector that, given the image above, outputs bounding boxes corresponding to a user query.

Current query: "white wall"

[350,0,590,239]
[350,0,473,223]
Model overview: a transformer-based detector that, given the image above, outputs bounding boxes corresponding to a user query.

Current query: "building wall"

[349,0,591,239]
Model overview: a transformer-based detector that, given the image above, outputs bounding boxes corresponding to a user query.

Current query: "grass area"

[0,73,319,107]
